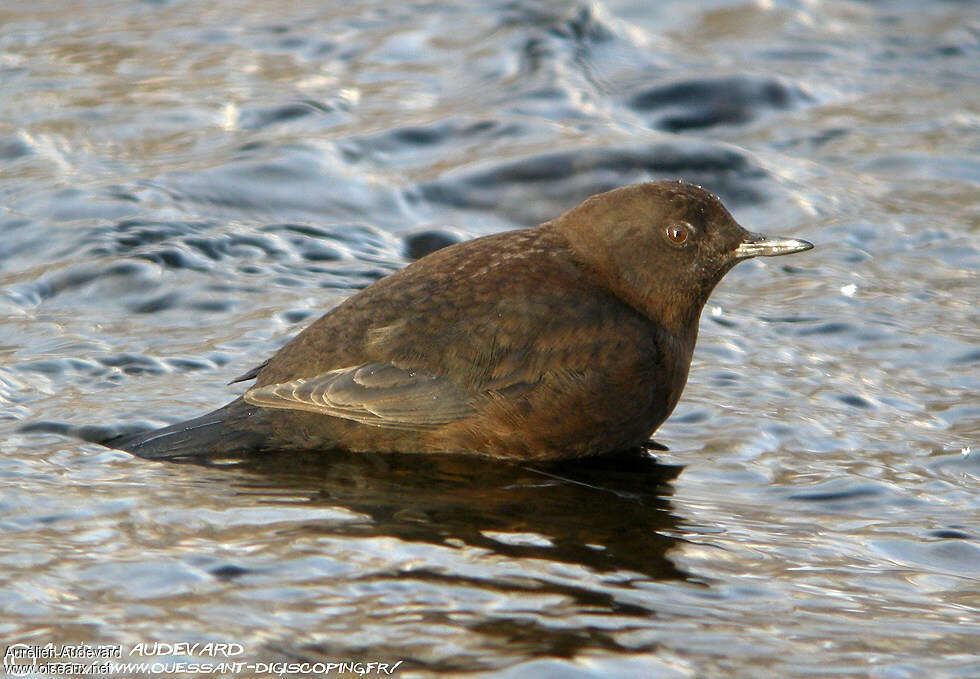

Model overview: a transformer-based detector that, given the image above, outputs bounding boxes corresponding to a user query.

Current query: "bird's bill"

[734,233,814,259]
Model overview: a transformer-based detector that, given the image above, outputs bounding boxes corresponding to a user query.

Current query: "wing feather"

[244,362,474,430]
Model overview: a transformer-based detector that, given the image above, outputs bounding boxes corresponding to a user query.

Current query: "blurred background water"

[1,0,977,677]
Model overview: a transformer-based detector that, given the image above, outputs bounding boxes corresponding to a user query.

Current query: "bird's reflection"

[191,446,687,581]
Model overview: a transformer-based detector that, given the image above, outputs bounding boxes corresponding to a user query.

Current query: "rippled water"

[1,1,978,677]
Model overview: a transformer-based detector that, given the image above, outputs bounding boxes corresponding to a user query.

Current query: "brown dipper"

[112,181,812,461]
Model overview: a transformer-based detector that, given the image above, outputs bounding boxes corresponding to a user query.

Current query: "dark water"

[1,1,978,676]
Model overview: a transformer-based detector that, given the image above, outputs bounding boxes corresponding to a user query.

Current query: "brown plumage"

[111,181,812,461]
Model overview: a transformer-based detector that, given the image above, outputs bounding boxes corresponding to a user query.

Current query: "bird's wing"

[243,361,474,430]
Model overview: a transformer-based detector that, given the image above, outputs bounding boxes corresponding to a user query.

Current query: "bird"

[109,181,812,461]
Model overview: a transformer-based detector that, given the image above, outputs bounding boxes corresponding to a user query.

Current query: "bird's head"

[551,181,813,336]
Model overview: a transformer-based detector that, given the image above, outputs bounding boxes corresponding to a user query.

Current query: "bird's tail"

[105,401,266,461]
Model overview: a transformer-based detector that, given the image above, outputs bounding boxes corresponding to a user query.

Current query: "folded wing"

[244,361,474,430]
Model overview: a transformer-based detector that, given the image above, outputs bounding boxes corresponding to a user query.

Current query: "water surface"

[1,1,978,677]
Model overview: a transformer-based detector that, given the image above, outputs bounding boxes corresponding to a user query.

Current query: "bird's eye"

[666,224,689,245]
